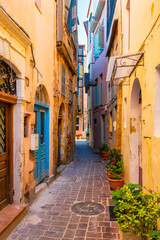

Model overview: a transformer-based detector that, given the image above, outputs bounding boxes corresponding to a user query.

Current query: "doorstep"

[0,204,26,240]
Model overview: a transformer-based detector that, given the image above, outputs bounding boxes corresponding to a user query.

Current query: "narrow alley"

[7,142,120,240]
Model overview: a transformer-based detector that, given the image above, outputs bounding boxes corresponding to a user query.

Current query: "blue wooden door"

[34,102,49,185]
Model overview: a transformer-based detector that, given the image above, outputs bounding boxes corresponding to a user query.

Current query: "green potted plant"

[110,184,160,240]
[99,144,109,159]
[107,148,124,190]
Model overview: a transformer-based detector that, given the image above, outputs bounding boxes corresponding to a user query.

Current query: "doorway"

[0,103,9,210]
[34,103,49,185]
[130,79,142,185]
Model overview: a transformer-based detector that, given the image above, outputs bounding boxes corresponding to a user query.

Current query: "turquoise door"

[34,102,49,185]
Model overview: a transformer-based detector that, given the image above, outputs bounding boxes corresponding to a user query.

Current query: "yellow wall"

[122,0,160,190]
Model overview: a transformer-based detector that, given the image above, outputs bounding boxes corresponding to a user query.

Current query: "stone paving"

[7,141,120,240]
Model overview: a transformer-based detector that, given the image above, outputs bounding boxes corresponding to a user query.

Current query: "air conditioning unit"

[30,134,39,150]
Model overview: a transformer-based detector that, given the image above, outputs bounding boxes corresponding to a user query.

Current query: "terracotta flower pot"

[108,177,124,190]
[101,151,109,159]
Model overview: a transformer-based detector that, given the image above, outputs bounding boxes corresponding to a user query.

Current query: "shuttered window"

[61,65,65,96]
[94,24,104,59]
[69,78,73,104]
[95,79,98,107]
[94,33,99,59]
[99,24,104,49]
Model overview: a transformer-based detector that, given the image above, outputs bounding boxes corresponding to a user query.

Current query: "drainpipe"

[120,0,123,55]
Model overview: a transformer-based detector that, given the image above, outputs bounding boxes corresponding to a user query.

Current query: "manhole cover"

[71,201,105,216]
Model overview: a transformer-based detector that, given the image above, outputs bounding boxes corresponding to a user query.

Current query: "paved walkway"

[7,141,120,240]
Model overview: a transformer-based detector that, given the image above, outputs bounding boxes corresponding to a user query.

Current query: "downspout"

[120,0,123,55]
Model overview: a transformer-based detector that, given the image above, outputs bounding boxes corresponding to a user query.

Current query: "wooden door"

[0,103,9,211]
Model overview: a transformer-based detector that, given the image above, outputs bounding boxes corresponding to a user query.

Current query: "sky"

[78,0,90,46]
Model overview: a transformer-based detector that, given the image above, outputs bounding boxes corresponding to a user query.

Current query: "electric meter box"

[31,134,39,150]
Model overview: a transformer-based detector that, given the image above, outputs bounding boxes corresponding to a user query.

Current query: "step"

[0,204,26,240]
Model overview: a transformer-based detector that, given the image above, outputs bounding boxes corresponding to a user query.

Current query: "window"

[35,0,42,12]
[107,0,116,40]
[99,24,104,50]
[94,79,98,107]
[24,116,28,138]
[69,78,73,104]
[61,65,65,96]
[94,24,104,59]
[76,118,79,130]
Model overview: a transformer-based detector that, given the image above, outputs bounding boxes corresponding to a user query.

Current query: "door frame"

[34,101,49,179]
[0,92,17,208]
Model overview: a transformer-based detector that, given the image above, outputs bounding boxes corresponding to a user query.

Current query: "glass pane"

[41,112,44,144]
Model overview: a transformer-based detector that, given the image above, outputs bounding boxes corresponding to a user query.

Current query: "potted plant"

[110,184,160,240]
[107,148,124,190]
[99,144,109,159]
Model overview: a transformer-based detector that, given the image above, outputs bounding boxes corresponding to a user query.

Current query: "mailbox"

[30,134,39,150]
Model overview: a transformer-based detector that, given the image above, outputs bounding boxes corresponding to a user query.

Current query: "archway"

[34,84,50,185]
[130,79,142,185]
[58,103,65,166]
[0,60,17,210]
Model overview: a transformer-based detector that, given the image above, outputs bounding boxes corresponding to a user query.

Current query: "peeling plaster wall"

[121,0,160,190]
[0,0,56,203]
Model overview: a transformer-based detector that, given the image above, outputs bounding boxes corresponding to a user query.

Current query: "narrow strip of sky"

[78,0,90,46]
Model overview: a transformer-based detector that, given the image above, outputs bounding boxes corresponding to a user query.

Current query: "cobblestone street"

[7,141,120,240]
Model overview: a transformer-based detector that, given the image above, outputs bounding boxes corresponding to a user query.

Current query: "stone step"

[0,204,26,240]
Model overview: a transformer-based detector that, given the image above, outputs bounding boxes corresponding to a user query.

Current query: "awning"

[106,52,144,82]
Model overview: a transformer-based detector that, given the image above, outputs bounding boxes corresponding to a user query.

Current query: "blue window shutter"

[94,33,99,59]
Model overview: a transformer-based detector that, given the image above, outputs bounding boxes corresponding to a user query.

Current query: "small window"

[24,116,28,138]
[94,79,98,107]
[76,118,79,125]
[76,118,79,130]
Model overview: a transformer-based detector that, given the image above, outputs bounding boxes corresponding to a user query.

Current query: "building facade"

[0,0,77,212]
[76,45,88,140]
[107,0,160,191]
[85,0,108,149]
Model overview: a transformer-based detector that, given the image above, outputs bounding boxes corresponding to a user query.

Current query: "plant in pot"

[99,144,109,159]
[107,148,124,190]
[110,183,160,240]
